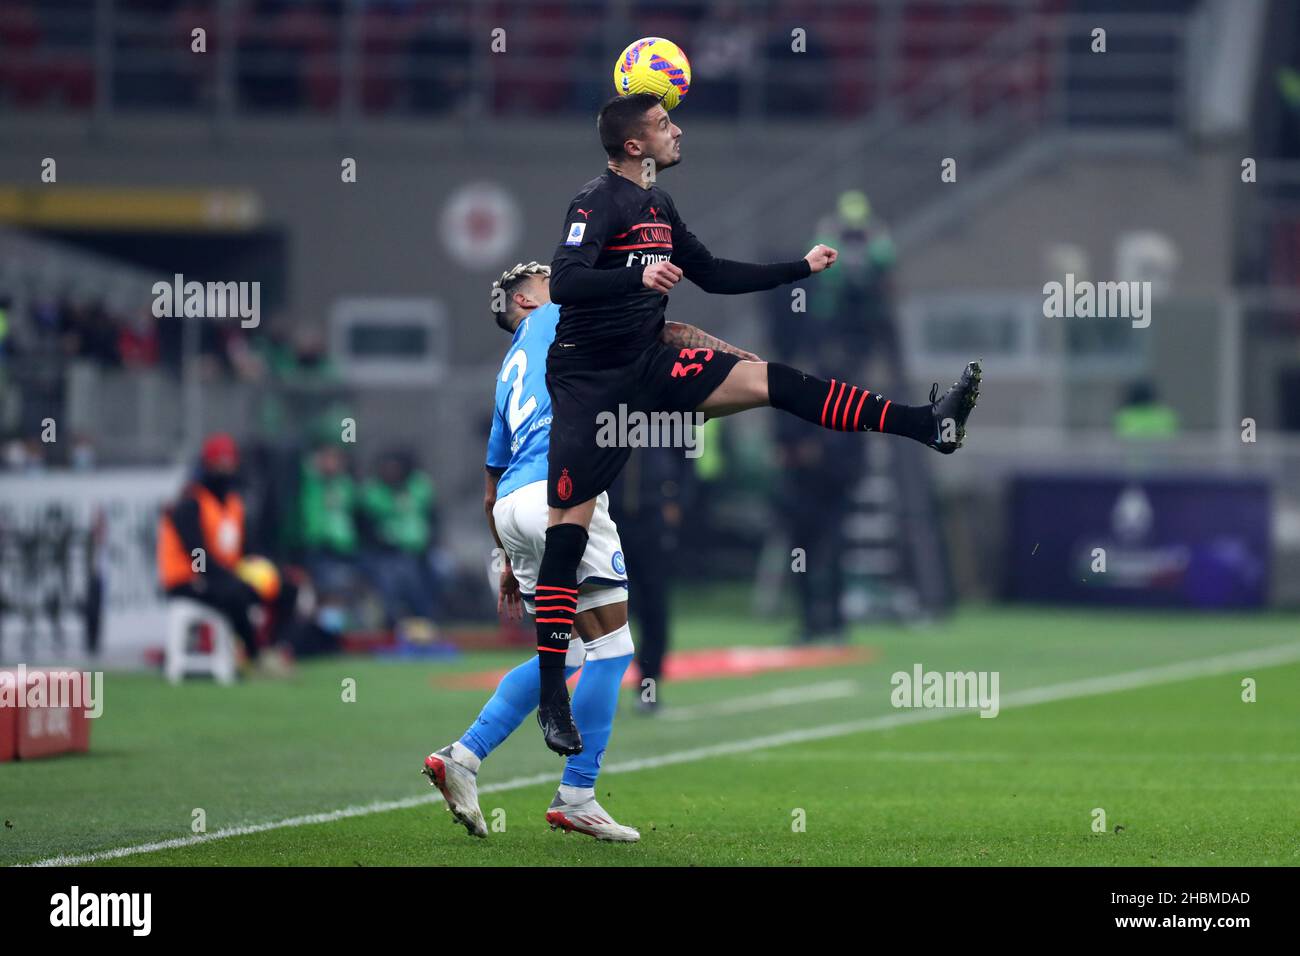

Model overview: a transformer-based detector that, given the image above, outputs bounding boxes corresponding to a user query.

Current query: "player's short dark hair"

[598,93,664,160]
[490,262,550,333]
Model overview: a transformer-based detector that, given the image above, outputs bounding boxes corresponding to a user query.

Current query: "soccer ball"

[236,555,281,602]
[613,37,691,111]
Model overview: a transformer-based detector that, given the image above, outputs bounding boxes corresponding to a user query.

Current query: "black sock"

[766,362,935,443]
[534,523,588,702]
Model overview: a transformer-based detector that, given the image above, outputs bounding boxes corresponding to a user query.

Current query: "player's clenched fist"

[643,261,683,293]
[804,244,838,273]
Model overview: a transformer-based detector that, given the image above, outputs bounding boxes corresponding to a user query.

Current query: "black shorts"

[545,342,740,508]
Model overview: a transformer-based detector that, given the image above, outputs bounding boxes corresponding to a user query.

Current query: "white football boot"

[545,788,640,843]
[422,743,487,838]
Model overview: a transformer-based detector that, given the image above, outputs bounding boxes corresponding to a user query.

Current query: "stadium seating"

[0,0,1065,121]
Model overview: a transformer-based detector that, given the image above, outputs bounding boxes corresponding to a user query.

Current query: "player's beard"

[658,146,682,171]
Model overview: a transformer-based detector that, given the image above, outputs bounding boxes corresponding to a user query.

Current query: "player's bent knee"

[727,360,769,407]
[698,361,770,417]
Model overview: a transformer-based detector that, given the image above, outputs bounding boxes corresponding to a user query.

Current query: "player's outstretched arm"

[661,320,761,362]
[670,209,834,294]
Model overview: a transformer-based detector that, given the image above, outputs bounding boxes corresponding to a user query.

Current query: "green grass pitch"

[3,593,1298,867]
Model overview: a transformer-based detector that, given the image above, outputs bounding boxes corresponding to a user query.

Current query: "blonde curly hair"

[490,261,551,332]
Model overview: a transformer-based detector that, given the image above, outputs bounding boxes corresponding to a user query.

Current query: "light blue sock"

[562,631,634,789]
[459,657,581,761]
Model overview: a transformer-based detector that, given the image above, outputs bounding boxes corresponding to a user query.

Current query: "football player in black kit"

[534,93,982,755]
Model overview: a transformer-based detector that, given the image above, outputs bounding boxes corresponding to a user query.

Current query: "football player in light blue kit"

[423,260,757,842]
[422,261,639,842]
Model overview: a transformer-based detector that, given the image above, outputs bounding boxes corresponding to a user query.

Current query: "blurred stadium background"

[1,0,1299,866]
[2,0,1295,659]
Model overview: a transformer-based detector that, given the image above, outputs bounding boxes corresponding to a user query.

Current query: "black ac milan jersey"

[548,169,810,367]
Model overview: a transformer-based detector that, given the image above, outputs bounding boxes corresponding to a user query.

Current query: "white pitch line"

[18,640,1300,867]
[659,679,859,721]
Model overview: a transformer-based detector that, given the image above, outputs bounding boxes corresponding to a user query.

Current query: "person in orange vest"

[158,433,292,671]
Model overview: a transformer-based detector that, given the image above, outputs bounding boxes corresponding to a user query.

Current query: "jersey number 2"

[501,350,537,431]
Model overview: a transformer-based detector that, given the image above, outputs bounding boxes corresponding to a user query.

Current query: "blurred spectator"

[1114,380,1180,440]
[1278,66,1300,158]
[253,324,352,448]
[116,309,160,368]
[157,433,297,673]
[299,440,361,632]
[60,299,121,366]
[69,433,97,471]
[279,326,335,381]
[0,295,13,360]
[809,190,895,353]
[255,324,297,377]
[359,448,440,625]
[3,437,48,472]
[156,309,247,378]
[609,445,693,713]
[763,191,889,643]
[772,412,856,644]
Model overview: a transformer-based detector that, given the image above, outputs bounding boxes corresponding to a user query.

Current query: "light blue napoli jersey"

[486,303,557,499]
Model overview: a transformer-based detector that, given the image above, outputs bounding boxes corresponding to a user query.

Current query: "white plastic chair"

[164,598,237,686]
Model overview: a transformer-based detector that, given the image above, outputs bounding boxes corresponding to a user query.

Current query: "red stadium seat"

[826,6,876,117]
[304,51,341,112]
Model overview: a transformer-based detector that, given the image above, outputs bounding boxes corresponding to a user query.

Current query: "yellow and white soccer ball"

[613,37,691,111]
[236,555,281,602]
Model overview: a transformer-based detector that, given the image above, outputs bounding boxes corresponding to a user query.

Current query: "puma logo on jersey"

[576,208,591,219]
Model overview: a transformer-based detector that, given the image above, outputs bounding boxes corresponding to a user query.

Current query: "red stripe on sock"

[852,389,870,430]
[536,585,578,594]
[535,619,573,625]
[829,382,847,430]
[536,644,569,652]
[840,386,858,430]
[818,379,837,427]
[878,399,892,433]
[534,593,577,604]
